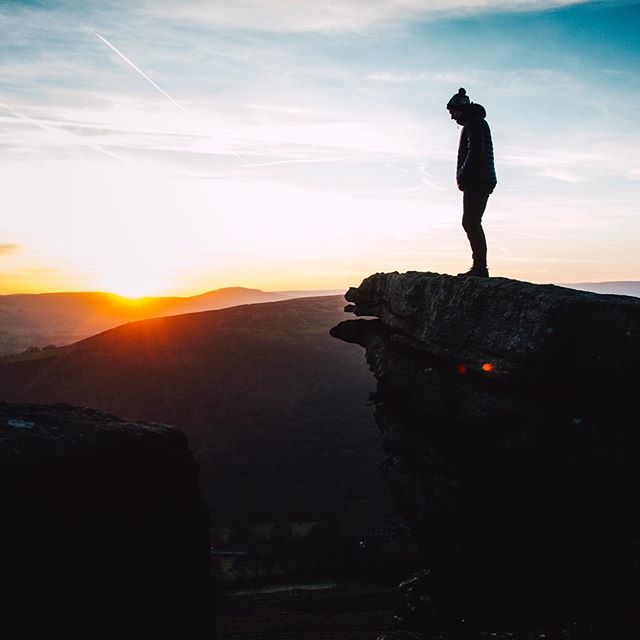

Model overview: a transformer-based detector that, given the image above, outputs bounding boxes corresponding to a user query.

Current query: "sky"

[1,0,638,296]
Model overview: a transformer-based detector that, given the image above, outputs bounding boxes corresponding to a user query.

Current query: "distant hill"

[558,281,640,298]
[0,296,393,525]
[0,286,341,355]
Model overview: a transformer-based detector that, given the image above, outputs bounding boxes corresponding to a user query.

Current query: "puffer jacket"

[456,103,497,193]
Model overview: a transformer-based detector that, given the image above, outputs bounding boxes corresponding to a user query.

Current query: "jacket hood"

[467,103,487,119]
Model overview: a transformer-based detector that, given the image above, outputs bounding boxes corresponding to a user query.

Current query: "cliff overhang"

[332,271,640,635]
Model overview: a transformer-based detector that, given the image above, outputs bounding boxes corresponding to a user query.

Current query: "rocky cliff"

[331,271,640,637]
[0,403,212,639]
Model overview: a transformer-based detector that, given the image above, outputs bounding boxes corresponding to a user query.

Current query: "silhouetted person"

[447,88,497,277]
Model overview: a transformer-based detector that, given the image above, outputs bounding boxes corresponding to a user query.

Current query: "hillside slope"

[0,286,340,355]
[0,295,390,524]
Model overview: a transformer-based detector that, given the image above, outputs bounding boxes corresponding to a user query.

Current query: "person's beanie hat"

[446,87,470,111]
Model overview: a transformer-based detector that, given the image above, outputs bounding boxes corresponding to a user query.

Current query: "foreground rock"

[0,403,212,639]
[332,271,640,637]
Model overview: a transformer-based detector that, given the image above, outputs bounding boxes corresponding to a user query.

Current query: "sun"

[110,283,156,299]
[98,265,167,299]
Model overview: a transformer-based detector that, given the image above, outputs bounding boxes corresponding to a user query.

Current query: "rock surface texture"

[0,403,212,639]
[331,271,640,638]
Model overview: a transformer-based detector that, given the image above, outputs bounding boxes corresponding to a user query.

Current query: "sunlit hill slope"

[0,286,339,356]
[0,295,392,524]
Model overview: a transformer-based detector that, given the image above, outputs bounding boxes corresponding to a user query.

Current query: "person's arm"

[457,120,484,189]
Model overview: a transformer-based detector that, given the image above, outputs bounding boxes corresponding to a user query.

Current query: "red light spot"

[456,364,467,375]
[482,363,494,372]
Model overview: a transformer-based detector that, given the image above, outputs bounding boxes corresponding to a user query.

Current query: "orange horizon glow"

[1,265,638,299]
[0,273,347,299]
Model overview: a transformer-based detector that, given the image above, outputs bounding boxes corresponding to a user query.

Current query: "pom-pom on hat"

[447,87,470,111]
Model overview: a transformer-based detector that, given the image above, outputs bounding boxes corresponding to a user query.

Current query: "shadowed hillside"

[0,296,392,525]
[0,286,341,356]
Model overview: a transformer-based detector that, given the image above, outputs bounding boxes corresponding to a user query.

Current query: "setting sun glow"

[98,264,168,299]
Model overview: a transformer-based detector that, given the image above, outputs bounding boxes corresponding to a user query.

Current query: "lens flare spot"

[482,363,494,372]
[456,364,467,375]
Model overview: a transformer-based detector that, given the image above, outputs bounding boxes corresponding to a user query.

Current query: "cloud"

[501,149,608,183]
[0,101,124,161]
[366,68,576,91]
[148,0,591,33]
[0,244,20,255]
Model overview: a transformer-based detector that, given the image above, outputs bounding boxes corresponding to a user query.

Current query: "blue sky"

[1,0,638,295]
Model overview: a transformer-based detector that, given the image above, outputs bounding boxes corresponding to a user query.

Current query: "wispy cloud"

[150,0,591,33]
[501,150,603,183]
[242,156,353,168]
[0,101,123,161]
[0,244,19,255]
[365,68,576,92]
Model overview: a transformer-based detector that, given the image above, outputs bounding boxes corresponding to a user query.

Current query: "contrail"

[93,31,191,117]
[93,31,246,164]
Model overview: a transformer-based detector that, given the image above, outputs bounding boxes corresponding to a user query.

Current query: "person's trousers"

[462,189,491,268]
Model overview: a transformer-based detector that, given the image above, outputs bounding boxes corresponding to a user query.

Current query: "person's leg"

[462,189,490,270]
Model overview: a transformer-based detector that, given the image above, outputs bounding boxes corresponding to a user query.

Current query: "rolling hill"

[559,281,640,298]
[0,286,341,356]
[0,295,393,525]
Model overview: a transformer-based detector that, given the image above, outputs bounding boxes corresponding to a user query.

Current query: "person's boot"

[458,265,489,277]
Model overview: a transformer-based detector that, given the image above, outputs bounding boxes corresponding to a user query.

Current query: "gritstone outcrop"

[331,271,640,637]
[0,403,212,639]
